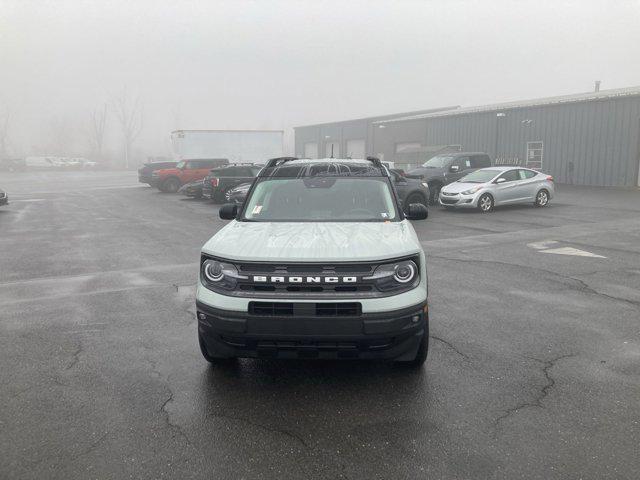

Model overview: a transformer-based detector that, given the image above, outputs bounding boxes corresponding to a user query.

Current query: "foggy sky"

[1,0,640,158]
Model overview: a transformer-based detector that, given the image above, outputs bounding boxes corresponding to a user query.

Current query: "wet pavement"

[1,171,639,479]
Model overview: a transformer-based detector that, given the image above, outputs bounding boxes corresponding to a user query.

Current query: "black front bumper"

[196,300,428,360]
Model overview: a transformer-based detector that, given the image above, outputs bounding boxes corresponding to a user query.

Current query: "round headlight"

[394,262,416,283]
[203,260,224,282]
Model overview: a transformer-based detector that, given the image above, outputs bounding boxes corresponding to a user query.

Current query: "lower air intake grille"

[249,302,294,316]
[248,302,361,317]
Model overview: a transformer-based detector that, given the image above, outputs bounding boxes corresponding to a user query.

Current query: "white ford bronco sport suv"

[196,157,430,366]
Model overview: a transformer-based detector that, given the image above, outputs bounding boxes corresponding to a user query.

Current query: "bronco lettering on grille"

[253,276,358,284]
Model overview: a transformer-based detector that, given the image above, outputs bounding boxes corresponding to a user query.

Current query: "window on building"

[304,142,318,159]
[346,139,365,158]
[395,142,421,153]
[526,141,543,170]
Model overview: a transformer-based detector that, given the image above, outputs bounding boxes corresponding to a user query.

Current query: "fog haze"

[2,0,639,161]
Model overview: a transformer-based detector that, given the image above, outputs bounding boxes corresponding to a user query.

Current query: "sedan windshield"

[421,155,454,168]
[459,169,502,183]
[242,177,399,222]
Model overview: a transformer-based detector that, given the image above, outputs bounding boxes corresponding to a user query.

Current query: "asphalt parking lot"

[1,171,639,479]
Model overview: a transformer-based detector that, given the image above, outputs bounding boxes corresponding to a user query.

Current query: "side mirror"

[219,203,238,220]
[495,177,506,184]
[405,203,428,220]
[449,165,459,172]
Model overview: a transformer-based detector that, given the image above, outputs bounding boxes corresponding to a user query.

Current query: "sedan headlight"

[201,258,247,291]
[461,186,482,195]
[364,259,420,292]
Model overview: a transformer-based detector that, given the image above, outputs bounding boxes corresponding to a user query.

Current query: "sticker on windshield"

[252,205,263,214]
[380,212,389,218]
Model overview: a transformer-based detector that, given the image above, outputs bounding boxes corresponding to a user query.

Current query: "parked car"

[153,158,229,193]
[439,166,554,212]
[0,188,8,206]
[202,164,263,202]
[138,161,177,185]
[224,182,252,204]
[178,179,205,199]
[197,157,429,366]
[389,169,430,209]
[407,152,492,204]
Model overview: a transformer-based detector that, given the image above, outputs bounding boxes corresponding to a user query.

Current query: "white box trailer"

[170,130,284,163]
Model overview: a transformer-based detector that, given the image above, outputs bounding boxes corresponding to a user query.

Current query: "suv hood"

[407,167,445,179]
[202,221,422,262]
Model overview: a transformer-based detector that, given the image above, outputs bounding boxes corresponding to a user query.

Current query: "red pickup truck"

[152,158,228,193]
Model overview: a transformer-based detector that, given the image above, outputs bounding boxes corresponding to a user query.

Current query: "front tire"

[161,177,181,193]
[405,192,428,208]
[534,189,550,207]
[478,193,494,213]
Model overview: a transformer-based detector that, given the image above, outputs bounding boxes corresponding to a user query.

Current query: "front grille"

[440,197,459,205]
[235,261,378,297]
[202,256,420,299]
[249,301,361,317]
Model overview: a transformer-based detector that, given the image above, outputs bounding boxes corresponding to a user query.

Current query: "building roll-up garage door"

[346,139,365,158]
[304,142,318,159]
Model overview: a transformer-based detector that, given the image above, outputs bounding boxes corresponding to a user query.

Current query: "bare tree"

[0,105,11,158]
[112,88,143,169]
[89,104,108,160]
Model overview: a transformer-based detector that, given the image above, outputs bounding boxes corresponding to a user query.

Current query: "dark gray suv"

[407,152,492,204]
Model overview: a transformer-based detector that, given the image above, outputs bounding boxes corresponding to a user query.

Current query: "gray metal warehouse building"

[294,86,640,187]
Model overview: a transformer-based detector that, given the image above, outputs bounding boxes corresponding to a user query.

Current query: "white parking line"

[526,239,606,258]
[539,247,606,258]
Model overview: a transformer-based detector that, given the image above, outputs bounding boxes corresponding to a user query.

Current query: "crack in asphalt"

[429,255,640,309]
[70,430,110,460]
[495,353,576,427]
[139,340,195,451]
[208,411,310,450]
[65,340,83,370]
[431,335,470,360]
[158,385,195,449]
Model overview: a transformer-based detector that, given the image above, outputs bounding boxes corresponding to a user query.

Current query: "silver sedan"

[439,166,555,212]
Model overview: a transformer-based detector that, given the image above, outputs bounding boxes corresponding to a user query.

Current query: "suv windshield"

[242,177,399,222]
[422,155,454,168]
[459,169,501,183]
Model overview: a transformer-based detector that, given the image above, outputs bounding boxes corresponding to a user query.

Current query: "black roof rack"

[260,156,388,177]
[263,157,299,168]
[365,156,384,170]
